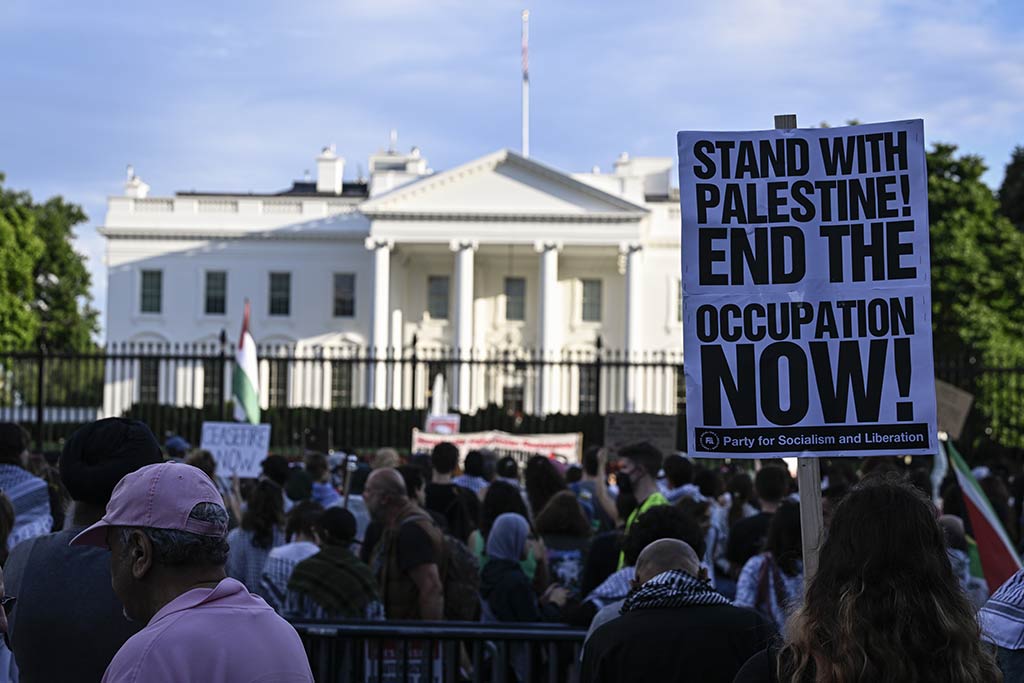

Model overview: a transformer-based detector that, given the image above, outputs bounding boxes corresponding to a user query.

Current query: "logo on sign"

[698,430,720,451]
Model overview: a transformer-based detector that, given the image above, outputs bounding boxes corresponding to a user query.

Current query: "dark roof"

[176,180,369,199]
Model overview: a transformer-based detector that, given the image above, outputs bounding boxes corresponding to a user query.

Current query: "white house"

[101,144,685,417]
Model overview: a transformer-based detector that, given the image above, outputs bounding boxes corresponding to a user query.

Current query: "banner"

[411,429,582,465]
[200,421,271,478]
[678,120,937,457]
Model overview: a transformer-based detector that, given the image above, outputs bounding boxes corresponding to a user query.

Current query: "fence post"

[410,334,419,411]
[219,329,229,422]
[594,335,604,415]
[35,343,45,452]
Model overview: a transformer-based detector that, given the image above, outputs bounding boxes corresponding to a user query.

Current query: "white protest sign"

[411,429,582,465]
[200,421,272,478]
[604,413,679,455]
[678,120,937,458]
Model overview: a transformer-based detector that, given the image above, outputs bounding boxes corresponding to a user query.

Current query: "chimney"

[316,145,345,194]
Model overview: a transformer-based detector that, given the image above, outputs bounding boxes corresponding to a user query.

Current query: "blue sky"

[2,0,1023,339]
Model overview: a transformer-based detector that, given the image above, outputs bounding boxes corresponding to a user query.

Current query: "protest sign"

[200,421,271,478]
[935,379,973,440]
[411,429,582,465]
[678,120,937,458]
[425,414,461,435]
[604,413,679,454]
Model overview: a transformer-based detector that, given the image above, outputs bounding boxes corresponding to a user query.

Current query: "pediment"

[360,150,647,219]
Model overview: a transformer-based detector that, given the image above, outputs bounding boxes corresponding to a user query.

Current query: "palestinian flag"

[948,439,1021,590]
[232,300,260,425]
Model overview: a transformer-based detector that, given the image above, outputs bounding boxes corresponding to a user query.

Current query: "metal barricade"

[291,619,586,683]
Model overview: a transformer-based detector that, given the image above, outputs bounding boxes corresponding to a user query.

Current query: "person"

[371,447,399,470]
[981,566,1024,680]
[453,449,489,497]
[481,512,567,682]
[364,468,445,620]
[940,514,989,611]
[424,442,478,543]
[306,452,342,508]
[570,504,705,629]
[496,456,522,490]
[185,449,242,526]
[570,447,617,532]
[582,539,773,683]
[727,465,790,572]
[261,454,294,513]
[661,453,699,504]
[285,507,383,620]
[467,480,545,585]
[25,452,70,532]
[534,490,592,597]
[70,462,313,682]
[524,455,567,518]
[616,442,668,567]
[0,424,52,547]
[480,512,567,622]
[0,494,13,565]
[735,478,1002,682]
[4,418,163,683]
[225,478,285,597]
[734,501,803,632]
[259,501,324,613]
[163,434,189,462]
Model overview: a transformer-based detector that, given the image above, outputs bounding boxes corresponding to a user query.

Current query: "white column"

[366,238,393,408]
[451,240,477,414]
[535,240,563,414]
[621,241,643,412]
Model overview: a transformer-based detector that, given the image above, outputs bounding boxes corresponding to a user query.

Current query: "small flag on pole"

[232,300,260,425]
[948,439,1021,591]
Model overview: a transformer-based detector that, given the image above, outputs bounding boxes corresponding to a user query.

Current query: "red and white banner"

[411,429,582,465]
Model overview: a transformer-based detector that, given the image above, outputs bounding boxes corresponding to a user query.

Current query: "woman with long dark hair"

[226,478,286,598]
[734,501,803,632]
[534,490,592,597]
[735,477,1002,682]
[524,455,567,519]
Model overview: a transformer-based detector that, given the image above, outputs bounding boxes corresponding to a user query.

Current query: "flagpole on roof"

[521,9,530,158]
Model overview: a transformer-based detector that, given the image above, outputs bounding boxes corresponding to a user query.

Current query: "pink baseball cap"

[70,462,227,549]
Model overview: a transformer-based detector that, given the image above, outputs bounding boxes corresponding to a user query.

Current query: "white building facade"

[101,146,685,416]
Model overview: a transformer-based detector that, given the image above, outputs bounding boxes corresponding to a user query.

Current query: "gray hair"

[119,502,229,567]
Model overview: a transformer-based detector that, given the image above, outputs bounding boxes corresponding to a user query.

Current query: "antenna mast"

[521,9,530,158]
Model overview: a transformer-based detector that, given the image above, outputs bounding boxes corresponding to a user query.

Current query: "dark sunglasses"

[1,596,15,650]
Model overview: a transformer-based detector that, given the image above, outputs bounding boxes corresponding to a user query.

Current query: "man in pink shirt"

[71,462,313,682]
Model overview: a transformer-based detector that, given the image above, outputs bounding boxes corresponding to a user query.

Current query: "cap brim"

[69,519,114,549]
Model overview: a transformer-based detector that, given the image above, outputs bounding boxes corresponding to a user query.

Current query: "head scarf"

[486,512,529,562]
[59,418,163,505]
[621,569,731,614]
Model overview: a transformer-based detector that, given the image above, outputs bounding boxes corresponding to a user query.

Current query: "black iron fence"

[292,619,586,683]
[0,343,1021,460]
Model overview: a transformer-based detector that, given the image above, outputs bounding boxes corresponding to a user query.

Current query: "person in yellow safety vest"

[617,443,668,569]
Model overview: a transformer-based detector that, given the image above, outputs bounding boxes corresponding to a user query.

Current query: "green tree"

[0,174,99,351]
[999,145,1024,229]
[0,196,44,349]
[928,144,1024,447]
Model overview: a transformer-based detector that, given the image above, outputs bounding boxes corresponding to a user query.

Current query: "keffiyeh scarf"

[621,569,731,614]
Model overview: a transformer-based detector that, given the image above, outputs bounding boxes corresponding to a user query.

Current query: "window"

[333,273,356,318]
[203,359,223,409]
[505,277,526,322]
[331,361,353,408]
[140,270,162,314]
[427,276,450,320]
[269,273,291,316]
[579,365,599,413]
[139,358,160,404]
[677,278,683,323]
[268,360,289,407]
[581,279,602,322]
[205,271,227,315]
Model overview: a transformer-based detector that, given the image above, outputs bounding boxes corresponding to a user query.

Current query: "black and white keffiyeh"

[621,569,731,614]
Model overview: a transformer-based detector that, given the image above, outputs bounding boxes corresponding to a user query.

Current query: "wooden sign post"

[774,113,824,583]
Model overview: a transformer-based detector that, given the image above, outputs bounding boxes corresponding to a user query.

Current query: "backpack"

[441,534,482,621]
[399,513,481,621]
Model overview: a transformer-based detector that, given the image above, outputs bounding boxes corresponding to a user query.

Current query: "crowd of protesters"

[0,420,1023,680]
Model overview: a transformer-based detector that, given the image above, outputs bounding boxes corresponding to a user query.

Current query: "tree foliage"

[928,144,1024,448]
[0,174,99,351]
[0,200,44,349]
[999,145,1024,230]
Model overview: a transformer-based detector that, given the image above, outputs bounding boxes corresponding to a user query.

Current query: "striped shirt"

[0,464,53,548]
